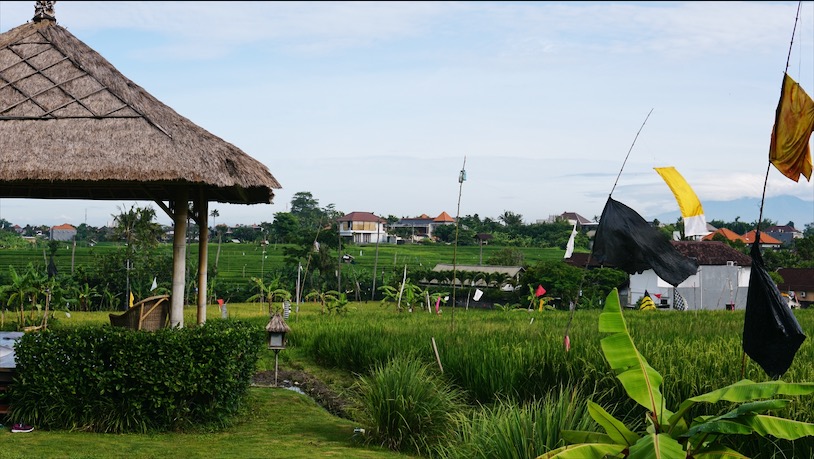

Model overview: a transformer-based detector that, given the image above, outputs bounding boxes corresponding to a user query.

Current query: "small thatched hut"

[0,2,282,326]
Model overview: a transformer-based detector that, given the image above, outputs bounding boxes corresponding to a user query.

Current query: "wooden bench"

[109,295,170,331]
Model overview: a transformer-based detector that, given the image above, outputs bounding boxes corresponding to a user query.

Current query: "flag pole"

[609,108,653,198]
[564,110,653,351]
[371,214,381,301]
[451,156,467,327]
[743,1,805,379]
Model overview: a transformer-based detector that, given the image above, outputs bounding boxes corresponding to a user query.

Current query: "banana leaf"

[627,433,684,459]
[599,288,672,423]
[690,445,750,458]
[561,430,615,445]
[535,443,626,459]
[587,400,640,446]
[741,414,814,440]
[669,379,814,426]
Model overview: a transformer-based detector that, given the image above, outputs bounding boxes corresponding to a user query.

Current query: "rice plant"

[355,355,466,455]
[437,384,598,459]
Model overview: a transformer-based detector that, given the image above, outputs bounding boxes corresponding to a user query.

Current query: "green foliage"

[0,263,68,330]
[540,289,814,458]
[521,261,583,308]
[486,247,525,266]
[439,386,597,459]
[580,268,628,309]
[305,289,347,315]
[378,278,424,312]
[0,228,30,249]
[112,204,162,250]
[10,320,264,433]
[356,356,465,455]
[91,246,173,303]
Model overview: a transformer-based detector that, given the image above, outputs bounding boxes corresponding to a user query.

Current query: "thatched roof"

[0,17,281,204]
[265,313,291,333]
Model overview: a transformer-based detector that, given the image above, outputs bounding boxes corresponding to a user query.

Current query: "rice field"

[27,298,814,457]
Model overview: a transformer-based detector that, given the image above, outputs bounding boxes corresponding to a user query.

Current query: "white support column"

[171,190,188,327]
[197,196,208,324]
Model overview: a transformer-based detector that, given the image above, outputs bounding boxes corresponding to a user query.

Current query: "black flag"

[592,197,698,287]
[47,256,57,278]
[743,240,806,378]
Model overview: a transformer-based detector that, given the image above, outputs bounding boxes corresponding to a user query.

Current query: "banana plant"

[268,288,292,315]
[304,289,340,315]
[539,288,814,459]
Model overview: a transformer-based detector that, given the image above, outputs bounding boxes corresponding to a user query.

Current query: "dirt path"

[252,369,352,419]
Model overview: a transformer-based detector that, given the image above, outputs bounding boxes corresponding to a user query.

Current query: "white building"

[626,241,752,310]
[50,223,77,241]
[337,211,392,244]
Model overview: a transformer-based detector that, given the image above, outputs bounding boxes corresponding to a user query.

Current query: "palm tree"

[210,208,219,230]
[210,209,222,272]
[113,204,162,308]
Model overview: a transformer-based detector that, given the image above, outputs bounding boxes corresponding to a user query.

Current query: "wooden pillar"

[197,196,209,324]
[171,190,188,327]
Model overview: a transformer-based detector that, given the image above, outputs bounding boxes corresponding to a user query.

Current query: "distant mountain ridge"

[654,195,814,229]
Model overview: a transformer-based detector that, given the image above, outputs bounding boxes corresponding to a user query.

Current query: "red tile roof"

[434,211,455,222]
[337,211,384,223]
[741,230,782,244]
[701,228,744,242]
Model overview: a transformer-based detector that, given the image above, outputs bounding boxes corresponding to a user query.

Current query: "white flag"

[564,224,577,259]
[150,277,158,291]
[473,288,484,301]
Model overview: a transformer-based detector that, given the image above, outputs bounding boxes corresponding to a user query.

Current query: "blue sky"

[1,1,813,228]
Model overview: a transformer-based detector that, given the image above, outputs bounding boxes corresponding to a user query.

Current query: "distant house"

[544,211,599,232]
[50,223,76,241]
[627,241,752,310]
[776,268,814,309]
[701,227,745,244]
[741,230,783,250]
[391,212,456,241]
[765,225,803,247]
[337,211,392,244]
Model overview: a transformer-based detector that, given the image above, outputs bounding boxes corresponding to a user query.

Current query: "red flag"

[653,293,662,299]
[217,298,224,310]
[435,297,441,314]
[535,285,546,297]
[564,335,571,352]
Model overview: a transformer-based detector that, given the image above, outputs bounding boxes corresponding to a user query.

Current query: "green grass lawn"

[0,388,413,459]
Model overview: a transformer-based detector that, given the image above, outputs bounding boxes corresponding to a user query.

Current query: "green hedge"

[9,320,264,433]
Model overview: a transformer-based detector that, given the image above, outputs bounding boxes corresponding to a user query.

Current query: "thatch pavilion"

[0,2,282,326]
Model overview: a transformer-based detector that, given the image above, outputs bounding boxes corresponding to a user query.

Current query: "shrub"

[9,320,264,433]
[356,355,465,455]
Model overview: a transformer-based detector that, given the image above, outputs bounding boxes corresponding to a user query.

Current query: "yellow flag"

[639,292,656,311]
[129,292,134,308]
[654,166,708,237]
[770,73,814,182]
